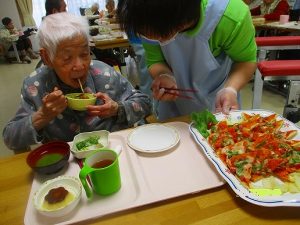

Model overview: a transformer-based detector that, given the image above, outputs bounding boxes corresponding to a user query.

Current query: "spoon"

[113,145,123,156]
[78,79,84,93]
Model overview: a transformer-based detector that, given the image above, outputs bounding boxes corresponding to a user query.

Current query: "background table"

[92,36,130,77]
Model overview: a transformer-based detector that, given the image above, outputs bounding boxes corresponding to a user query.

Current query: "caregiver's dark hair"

[117,0,201,38]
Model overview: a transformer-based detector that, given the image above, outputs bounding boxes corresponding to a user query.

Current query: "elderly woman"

[250,0,290,20]
[85,2,100,16]
[2,12,152,151]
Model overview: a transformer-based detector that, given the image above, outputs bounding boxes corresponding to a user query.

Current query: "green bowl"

[66,93,96,111]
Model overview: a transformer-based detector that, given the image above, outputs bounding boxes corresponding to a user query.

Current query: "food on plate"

[98,26,111,34]
[206,112,300,193]
[75,93,90,99]
[45,187,68,204]
[75,135,103,151]
[191,109,217,138]
[42,186,75,211]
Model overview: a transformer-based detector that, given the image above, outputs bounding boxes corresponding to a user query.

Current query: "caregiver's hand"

[87,92,118,118]
[215,87,239,114]
[151,73,178,101]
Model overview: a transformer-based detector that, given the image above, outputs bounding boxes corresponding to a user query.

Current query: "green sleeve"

[211,1,257,62]
[142,42,165,68]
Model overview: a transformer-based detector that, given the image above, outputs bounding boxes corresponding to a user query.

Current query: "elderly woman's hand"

[87,92,118,118]
[32,87,68,131]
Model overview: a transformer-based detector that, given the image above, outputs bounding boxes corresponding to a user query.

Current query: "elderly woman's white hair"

[38,12,90,61]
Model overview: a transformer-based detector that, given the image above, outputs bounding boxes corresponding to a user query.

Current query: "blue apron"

[157,0,232,120]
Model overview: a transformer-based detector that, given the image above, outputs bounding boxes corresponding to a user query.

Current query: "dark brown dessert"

[45,186,69,204]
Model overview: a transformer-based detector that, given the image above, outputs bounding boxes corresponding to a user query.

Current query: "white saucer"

[127,124,180,153]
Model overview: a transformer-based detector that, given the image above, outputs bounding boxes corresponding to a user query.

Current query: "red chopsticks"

[163,87,198,93]
[161,87,197,100]
[164,91,194,99]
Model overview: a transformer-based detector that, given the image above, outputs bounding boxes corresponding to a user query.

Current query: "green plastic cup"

[79,149,121,198]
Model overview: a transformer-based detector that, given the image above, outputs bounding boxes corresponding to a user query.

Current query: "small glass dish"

[71,130,110,159]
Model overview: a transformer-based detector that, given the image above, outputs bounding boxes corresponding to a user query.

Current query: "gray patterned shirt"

[3,60,152,151]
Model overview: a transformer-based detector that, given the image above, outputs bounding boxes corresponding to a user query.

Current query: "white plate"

[127,124,180,153]
[189,109,300,207]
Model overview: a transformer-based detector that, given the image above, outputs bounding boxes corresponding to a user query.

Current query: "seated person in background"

[104,0,116,19]
[250,0,290,20]
[85,2,100,16]
[85,2,100,25]
[0,17,38,63]
[45,0,67,16]
[2,12,152,151]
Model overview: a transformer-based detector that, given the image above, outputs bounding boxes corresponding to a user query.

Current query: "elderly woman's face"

[50,35,91,88]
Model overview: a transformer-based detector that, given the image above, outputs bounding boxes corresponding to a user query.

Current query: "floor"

[0,58,288,158]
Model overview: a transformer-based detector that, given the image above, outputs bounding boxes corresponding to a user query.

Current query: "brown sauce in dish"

[45,186,68,204]
[76,93,89,99]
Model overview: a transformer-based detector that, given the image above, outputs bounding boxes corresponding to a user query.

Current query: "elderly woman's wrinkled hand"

[32,87,67,131]
[41,87,68,118]
[87,92,118,118]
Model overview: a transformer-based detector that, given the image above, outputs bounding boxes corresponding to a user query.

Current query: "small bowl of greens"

[71,130,109,159]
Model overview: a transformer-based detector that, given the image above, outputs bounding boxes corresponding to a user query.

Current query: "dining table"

[253,17,300,35]
[1,115,300,225]
[92,32,130,50]
[90,21,130,77]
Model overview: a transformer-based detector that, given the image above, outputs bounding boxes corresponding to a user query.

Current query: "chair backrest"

[79,7,86,16]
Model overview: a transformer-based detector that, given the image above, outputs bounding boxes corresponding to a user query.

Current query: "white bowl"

[33,176,82,218]
[71,130,110,159]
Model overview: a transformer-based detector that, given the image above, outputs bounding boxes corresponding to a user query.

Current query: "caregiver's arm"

[143,43,178,100]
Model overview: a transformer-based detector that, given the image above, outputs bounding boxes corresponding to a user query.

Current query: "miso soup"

[36,153,64,167]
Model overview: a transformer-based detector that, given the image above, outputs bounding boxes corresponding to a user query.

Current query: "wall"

[0,0,21,29]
